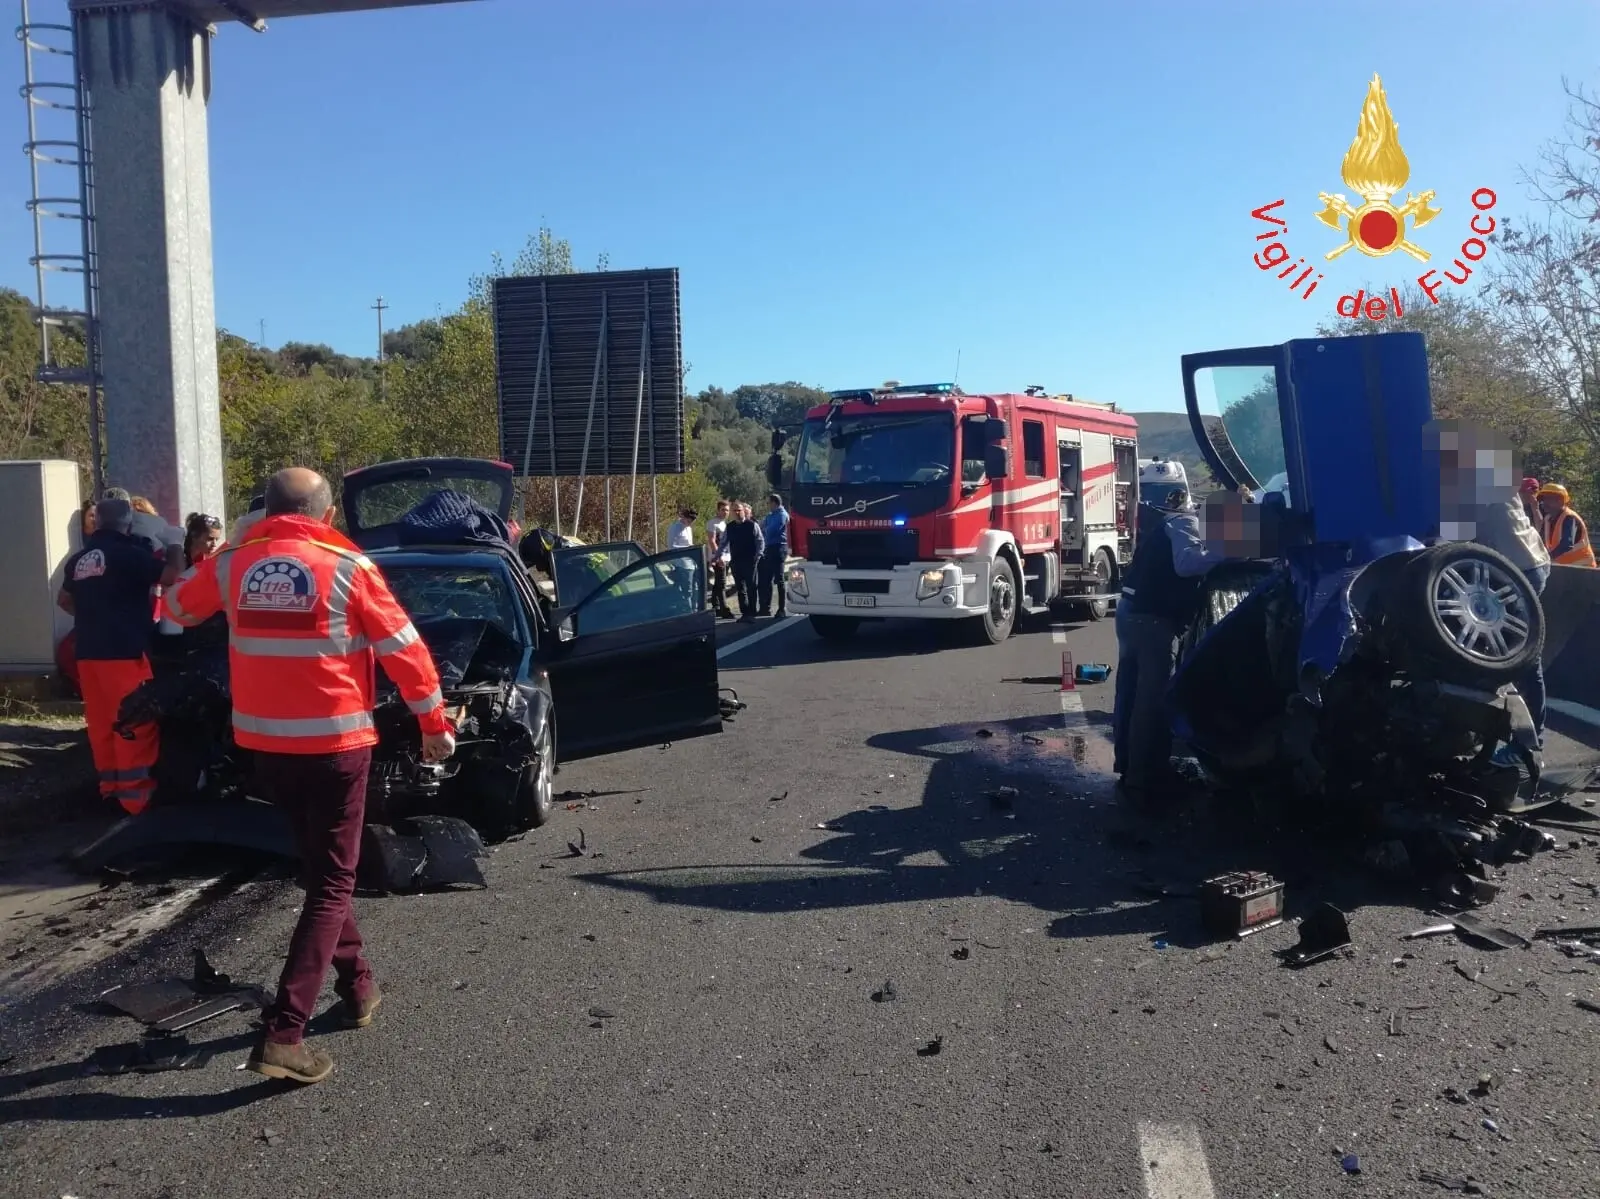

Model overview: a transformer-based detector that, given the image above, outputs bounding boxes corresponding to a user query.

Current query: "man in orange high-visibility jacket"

[164,467,456,1085]
[58,499,181,814]
[1536,484,1596,568]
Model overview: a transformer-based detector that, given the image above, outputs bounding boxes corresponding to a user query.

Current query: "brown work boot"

[247,1038,334,1085]
[339,984,383,1030]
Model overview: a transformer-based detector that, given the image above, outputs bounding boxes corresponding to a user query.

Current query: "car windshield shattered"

[382,564,520,637]
[795,412,954,487]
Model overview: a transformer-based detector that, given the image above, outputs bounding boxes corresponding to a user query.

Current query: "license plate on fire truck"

[844,595,876,609]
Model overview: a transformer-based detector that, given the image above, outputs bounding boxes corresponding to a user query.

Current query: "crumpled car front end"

[1169,542,1555,902]
[369,616,549,841]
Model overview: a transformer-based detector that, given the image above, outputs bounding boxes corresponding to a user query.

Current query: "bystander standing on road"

[706,499,733,618]
[758,492,790,618]
[1112,487,1225,804]
[57,498,181,815]
[667,506,698,550]
[1536,483,1595,568]
[163,467,456,1085]
[725,501,764,622]
[1520,477,1543,533]
[1434,424,1555,760]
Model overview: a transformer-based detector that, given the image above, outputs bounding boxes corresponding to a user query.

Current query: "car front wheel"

[517,721,556,828]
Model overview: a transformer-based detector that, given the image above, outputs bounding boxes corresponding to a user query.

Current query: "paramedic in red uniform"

[57,498,181,814]
[164,467,456,1085]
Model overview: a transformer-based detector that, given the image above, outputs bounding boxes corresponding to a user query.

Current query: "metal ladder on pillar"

[17,0,103,491]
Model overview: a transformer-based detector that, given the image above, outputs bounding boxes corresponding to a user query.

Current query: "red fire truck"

[770,382,1140,643]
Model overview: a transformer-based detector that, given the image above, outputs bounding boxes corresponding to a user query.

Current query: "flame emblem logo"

[1315,74,1441,262]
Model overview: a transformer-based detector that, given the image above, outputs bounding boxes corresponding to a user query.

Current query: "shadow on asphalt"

[578,712,1400,948]
[0,997,372,1124]
[0,1027,293,1123]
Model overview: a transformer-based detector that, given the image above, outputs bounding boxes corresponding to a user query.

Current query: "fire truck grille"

[807,529,920,571]
[838,579,891,595]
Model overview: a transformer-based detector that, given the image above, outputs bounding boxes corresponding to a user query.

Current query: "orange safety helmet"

[1535,483,1570,504]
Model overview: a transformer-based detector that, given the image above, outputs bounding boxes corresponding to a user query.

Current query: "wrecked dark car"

[1167,333,1596,904]
[80,457,734,886]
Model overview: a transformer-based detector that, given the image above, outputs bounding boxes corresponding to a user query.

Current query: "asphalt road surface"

[3,611,1600,1199]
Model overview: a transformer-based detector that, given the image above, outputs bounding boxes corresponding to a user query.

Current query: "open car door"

[543,547,721,760]
[1180,332,1439,545]
[342,458,515,550]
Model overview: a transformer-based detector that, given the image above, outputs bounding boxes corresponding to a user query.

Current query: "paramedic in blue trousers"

[758,492,790,618]
[1112,486,1224,803]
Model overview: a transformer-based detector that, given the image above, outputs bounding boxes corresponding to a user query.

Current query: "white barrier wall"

[0,460,82,672]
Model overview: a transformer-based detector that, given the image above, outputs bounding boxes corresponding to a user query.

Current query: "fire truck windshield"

[794,412,954,487]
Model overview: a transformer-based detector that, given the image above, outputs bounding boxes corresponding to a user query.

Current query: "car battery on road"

[1199,871,1285,939]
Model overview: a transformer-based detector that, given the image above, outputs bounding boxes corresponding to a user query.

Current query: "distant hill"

[1124,411,1221,488]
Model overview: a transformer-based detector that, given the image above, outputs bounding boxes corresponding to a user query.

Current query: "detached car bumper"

[784,561,989,619]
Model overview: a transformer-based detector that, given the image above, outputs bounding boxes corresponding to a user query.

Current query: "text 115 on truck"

[767,382,1140,644]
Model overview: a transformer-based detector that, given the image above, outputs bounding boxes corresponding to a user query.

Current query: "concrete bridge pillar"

[76,6,225,523]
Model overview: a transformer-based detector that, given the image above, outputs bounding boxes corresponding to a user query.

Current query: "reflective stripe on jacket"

[163,514,450,754]
[1544,507,1596,568]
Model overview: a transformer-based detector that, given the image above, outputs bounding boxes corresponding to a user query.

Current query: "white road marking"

[0,877,226,1012]
[1060,689,1089,729]
[717,614,804,661]
[1137,1122,1219,1199]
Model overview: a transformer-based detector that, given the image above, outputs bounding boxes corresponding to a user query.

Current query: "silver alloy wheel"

[534,725,554,817]
[1431,555,1532,662]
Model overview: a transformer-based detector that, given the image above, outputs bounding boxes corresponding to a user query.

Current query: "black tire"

[810,615,860,641]
[1389,542,1544,687]
[973,555,1019,644]
[516,721,556,829]
[1084,548,1115,621]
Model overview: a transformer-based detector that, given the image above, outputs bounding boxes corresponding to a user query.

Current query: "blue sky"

[2,0,1596,412]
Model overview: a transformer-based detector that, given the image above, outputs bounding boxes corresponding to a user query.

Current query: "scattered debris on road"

[987,786,1017,811]
[871,980,897,1003]
[1279,903,1351,968]
[98,948,268,1034]
[1405,922,1457,940]
[916,1036,942,1057]
[84,1035,212,1075]
[950,946,970,960]
[1449,913,1531,951]
[1198,870,1284,939]
[1418,1171,1486,1194]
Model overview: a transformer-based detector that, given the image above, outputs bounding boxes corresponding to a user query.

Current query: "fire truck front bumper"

[783,561,988,619]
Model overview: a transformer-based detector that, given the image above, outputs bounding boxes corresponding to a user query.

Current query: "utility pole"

[258,318,266,347]
[373,296,388,402]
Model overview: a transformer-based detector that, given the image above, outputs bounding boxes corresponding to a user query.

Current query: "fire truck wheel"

[809,615,861,641]
[974,556,1018,644]
[1084,549,1115,621]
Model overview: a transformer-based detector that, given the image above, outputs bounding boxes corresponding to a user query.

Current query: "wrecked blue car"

[1167,332,1574,902]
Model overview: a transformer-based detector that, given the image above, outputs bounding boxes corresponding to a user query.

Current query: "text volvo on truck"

[769,382,1140,643]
